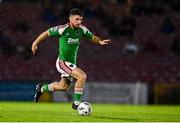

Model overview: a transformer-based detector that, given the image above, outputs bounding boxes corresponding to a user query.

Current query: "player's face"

[69,15,83,28]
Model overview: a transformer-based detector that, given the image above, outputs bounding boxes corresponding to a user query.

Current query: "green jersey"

[48,24,93,65]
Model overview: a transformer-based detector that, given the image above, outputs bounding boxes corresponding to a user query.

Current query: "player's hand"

[31,43,38,55]
[99,39,111,45]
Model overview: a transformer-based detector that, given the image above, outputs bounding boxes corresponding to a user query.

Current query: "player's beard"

[74,24,80,28]
[70,22,80,28]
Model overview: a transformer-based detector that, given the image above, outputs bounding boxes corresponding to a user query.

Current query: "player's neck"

[69,22,74,29]
[69,22,78,29]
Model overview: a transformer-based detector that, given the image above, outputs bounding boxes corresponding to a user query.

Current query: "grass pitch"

[0,102,180,122]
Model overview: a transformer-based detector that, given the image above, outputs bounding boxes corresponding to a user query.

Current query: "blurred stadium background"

[0,0,180,105]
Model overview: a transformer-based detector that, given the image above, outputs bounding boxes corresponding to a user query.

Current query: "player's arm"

[91,35,111,45]
[31,30,50,55]
[82,25,111,45]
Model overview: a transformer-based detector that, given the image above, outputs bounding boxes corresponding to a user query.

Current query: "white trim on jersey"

[79,24,91,34]
[58,24,69,35]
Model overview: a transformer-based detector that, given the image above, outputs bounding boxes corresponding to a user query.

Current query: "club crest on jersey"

[76,30,81,35]
[67,38,79,44]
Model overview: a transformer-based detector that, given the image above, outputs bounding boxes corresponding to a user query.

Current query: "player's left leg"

[41,77,72,92]
[34,59,75,102]
[34,77,72,102]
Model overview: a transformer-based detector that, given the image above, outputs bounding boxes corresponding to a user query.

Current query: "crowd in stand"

[0,0,180,83]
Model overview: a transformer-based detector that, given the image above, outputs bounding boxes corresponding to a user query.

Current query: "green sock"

[41,84,50,92]
[74,92,82,105]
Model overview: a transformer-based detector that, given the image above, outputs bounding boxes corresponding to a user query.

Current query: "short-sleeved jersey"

[48,23,93,65]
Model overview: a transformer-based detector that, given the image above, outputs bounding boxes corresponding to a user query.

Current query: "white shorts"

[56,58,76,78]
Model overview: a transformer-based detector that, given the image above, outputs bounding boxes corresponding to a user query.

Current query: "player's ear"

[69,15,73,22]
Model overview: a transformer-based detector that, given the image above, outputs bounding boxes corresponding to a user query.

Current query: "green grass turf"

[0,102,180,122]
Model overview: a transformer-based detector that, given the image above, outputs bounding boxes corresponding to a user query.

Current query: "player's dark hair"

[70,8,83,17]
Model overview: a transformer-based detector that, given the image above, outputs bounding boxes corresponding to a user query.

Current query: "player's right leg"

[70,67,87,109]
[55,58,87,109]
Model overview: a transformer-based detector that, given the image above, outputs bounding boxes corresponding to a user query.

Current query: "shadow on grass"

[91,115,140,122]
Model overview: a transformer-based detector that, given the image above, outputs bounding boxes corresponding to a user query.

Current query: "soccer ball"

[77,102,92,116]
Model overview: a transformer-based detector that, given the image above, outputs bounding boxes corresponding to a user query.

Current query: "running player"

[31,8,111,109]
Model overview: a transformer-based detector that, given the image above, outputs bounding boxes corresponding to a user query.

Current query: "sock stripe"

[75,92,83,94]
[74,88,83,92]
[41,84,53,92]
[48,84,54,91]
[41,86,44,92]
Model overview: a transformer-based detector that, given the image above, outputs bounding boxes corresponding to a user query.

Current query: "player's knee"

[78,73,87,82]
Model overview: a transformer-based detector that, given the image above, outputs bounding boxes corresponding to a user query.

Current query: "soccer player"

[31,8,111,109]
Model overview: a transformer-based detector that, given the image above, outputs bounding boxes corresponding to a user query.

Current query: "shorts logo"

[69,64,74,68]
